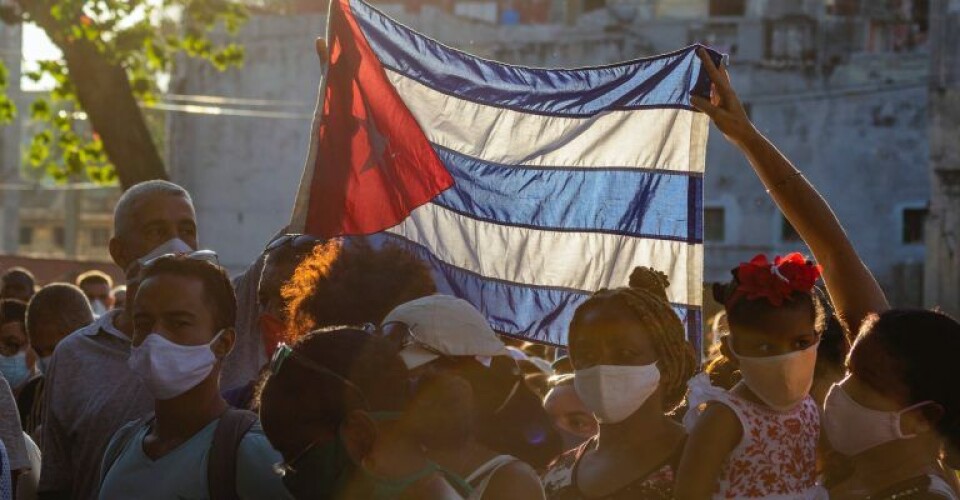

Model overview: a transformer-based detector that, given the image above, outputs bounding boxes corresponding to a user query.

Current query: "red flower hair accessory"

[726,253,822,308]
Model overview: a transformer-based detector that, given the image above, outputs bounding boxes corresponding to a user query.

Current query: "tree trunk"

[16,0,169,190]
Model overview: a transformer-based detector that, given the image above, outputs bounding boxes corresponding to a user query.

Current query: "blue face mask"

[0,351,30,388]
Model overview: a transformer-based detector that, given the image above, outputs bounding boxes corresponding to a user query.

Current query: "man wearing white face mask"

[39,180,200,500]
[98,254,288,499]
[75,271,115,317]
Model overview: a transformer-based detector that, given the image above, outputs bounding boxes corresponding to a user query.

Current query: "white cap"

[382,295,509,370]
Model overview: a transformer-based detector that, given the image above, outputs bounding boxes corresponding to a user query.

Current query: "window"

[90,228,110,247]
[709,0,746,16]
[902,208,928,245]
[780,215,801,242]
[765,17,817,62]
[828,0,860,16]
[54,227,65,248]
[19,227,33,246]
[704,207,726,243]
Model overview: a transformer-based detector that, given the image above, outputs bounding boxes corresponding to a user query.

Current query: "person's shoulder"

[236,421,281,466]
[695,400,742,431]
[54,322,102,354]
[487,458,543,498]
[234,420,291,499]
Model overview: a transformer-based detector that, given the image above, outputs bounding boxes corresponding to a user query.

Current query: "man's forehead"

[136,274,206,309]
[131,193,196,222]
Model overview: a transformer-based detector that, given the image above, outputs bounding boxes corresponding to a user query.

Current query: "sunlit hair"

[282,238,436,342]
[569,267,697,412]
[113,180,193,238]
[26,284,93,339]
[76,270,113,290]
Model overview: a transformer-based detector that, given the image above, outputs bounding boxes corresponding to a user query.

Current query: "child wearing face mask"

[541,267,697,500]
[676,254,826,499]
[684,47,952,499]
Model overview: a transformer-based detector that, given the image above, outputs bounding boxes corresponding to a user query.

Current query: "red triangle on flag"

[305,0,453,238]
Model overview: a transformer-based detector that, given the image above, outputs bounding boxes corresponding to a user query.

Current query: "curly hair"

[569,267,697,412]
[281,238,436,342]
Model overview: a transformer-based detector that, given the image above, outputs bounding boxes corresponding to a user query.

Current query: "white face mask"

[730,340,818,412]
[91,300,109,317]
[126,238,194,277]
[574,363,660,424]
[128,330,224,400]
[823,380,930,456]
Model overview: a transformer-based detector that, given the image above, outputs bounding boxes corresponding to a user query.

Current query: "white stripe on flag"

[387,69,710,173]
[383,202,703,306]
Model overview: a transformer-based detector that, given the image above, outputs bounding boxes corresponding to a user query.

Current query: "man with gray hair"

[38,180,199,500]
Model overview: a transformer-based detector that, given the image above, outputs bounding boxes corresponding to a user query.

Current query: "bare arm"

[690,49,889,336]
[485,461,546,500]
[675,403,742,500]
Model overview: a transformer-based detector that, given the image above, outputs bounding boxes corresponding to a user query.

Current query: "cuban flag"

[292,0,722,348]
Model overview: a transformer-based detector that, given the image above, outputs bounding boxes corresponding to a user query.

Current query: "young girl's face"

[569,300,658,369]
[728,303,818,357]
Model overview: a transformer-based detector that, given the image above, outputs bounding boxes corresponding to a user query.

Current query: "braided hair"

[569,267,697,412]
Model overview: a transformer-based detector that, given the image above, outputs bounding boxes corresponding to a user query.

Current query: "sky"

[22,23,60,91]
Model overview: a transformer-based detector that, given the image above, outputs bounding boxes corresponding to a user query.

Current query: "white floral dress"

[684,373,826,500]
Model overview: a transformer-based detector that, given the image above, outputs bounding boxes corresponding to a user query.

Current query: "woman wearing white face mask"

[823,310,960,499]
[540,267,697,500]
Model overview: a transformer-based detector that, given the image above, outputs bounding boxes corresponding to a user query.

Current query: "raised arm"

[690,48,889,337]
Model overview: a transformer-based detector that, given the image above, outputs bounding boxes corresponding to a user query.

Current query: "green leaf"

[0,97,15,123]
[30,99,51,121]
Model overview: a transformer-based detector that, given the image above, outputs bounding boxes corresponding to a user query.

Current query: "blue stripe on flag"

[350,0,719,117]
[366,233,702,349]
[432,146,703,243]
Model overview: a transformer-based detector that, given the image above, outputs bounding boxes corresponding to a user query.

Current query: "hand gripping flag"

[291,0,722,349]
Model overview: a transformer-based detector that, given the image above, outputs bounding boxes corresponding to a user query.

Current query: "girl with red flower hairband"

[677,251,827,500]
[677,49,960,500]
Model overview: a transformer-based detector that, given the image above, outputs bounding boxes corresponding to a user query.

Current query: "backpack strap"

[100,414,153,486]
[207,408,258,500]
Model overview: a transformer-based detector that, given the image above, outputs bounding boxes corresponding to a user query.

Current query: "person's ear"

[719,336,739,368]
[109,237,133,272]
[213,327,236,359]
[340,410,377,462]
[900,402,944,436]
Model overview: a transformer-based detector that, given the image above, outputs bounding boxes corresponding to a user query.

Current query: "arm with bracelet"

[690,48,889,338]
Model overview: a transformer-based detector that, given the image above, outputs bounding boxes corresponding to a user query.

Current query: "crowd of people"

[0,48,957,500]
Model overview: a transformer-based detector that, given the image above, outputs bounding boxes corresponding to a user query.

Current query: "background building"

[0,0,944,314]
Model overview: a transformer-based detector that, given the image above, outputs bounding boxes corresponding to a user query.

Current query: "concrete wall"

[168,15,325,270]
[169,8,932,308]
[925,0,960,316]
